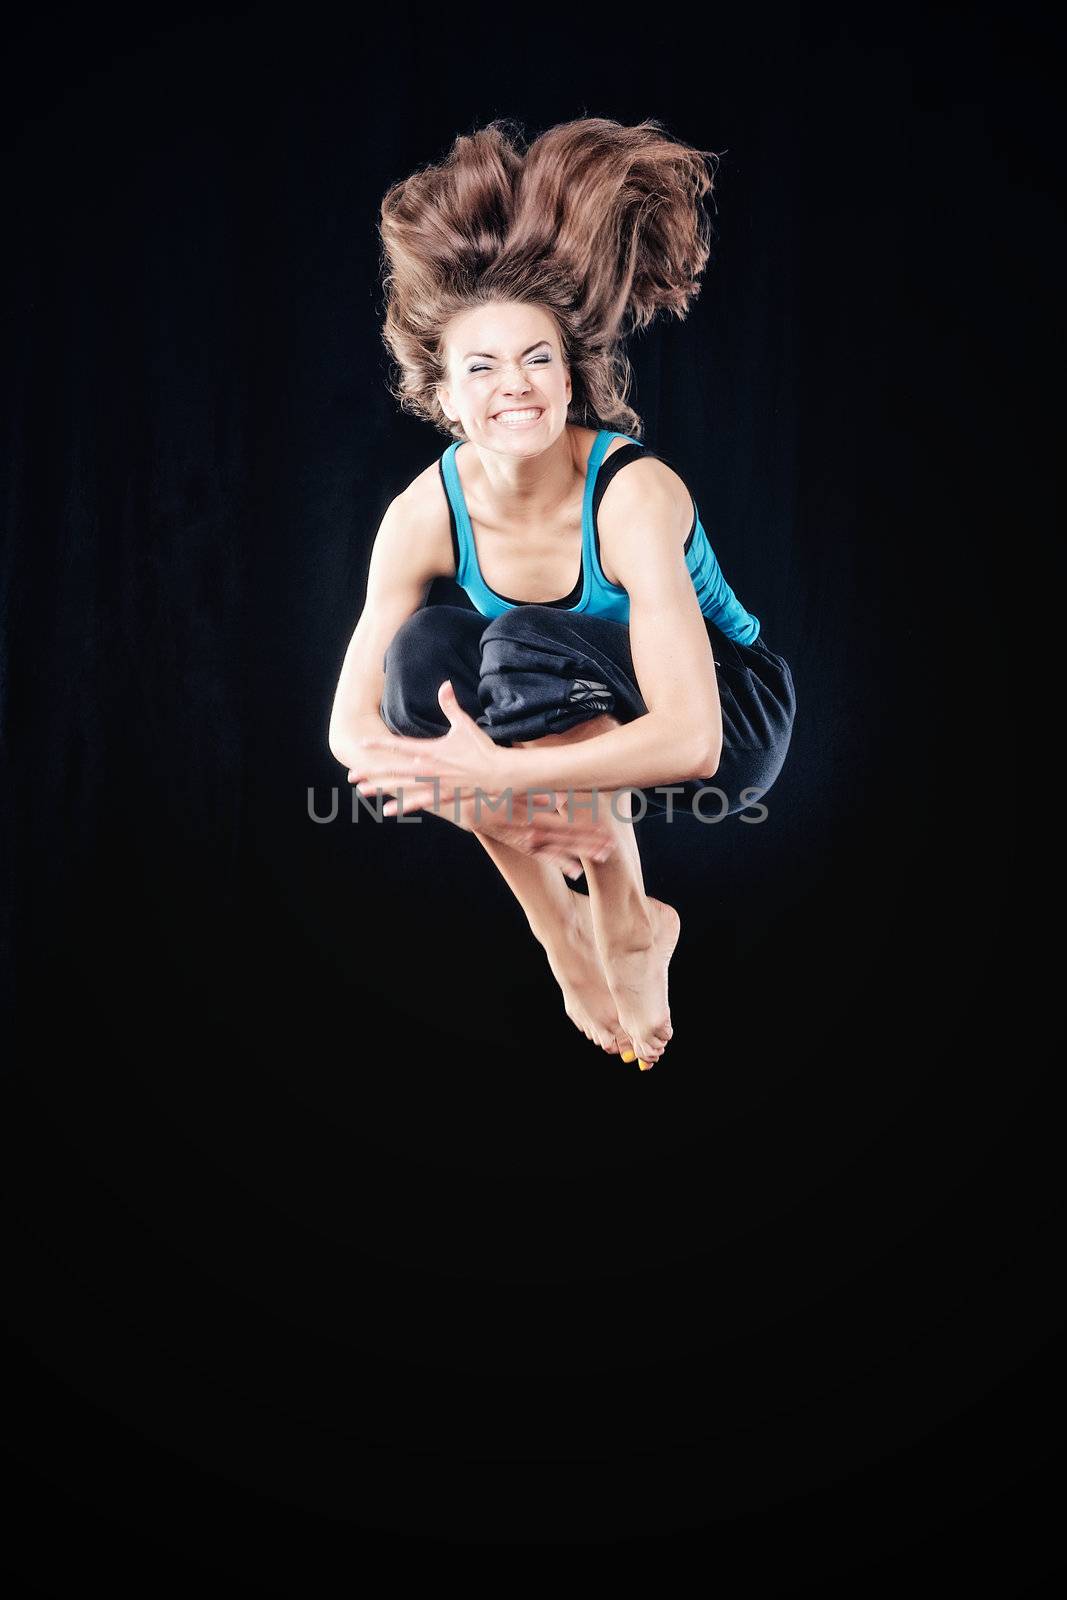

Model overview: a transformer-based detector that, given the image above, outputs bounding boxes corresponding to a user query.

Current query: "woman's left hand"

[347,680,511,817]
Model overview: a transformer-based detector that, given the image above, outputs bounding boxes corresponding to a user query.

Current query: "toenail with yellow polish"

[620,1048,636,1063]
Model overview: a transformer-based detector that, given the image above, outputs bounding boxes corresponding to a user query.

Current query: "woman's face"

[437,301,572,449]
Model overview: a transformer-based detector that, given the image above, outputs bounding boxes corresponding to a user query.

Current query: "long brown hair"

[378,116,722,442]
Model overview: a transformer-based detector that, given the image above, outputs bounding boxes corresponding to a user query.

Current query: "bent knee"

[480,604,569,644]
[383,606,452,669]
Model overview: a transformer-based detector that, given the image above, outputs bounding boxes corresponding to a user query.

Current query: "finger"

[352,735,426,759]
[385,784,485,818]
[382,791,434,817]
[537,843,609,872]
[522,823,598,862]
[551,809,616,841]
[348,747,436,781]
[437,679,468,723]
[533,842,586,877]
[356,772,475,798]
[371,782,444,810]
[514,834,584,877]
[353,775,424,794]
[348,753,410,780]
[528,811,617,853]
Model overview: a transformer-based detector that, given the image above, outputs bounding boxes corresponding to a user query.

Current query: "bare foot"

[540,892,633,1057]
[598,897,681,1067]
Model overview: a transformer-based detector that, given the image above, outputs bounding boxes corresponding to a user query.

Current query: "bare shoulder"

[600,441,692,518]
[597,443,695,583]
[389,455,457,581]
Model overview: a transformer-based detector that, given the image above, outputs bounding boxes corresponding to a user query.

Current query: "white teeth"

[494,408,543,425]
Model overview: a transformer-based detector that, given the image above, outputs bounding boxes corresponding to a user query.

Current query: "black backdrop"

[2,1,1057,1590]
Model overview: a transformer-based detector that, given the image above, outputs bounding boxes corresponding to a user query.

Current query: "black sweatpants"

[380,604,797,824]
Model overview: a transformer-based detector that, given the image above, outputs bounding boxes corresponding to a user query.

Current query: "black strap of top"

[439,458,462,577]
[592,444,697,563]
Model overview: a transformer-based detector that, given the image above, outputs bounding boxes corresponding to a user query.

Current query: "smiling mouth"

[492,407,545,426]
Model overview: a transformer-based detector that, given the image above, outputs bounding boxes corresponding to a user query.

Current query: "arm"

[328,490,439,770]
[333,483,622,870]
[496,462,723,795]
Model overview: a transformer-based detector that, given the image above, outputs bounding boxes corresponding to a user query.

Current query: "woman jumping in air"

[329,116,796,1070]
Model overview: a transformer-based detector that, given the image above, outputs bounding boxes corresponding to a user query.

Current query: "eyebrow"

[461,340,551,361]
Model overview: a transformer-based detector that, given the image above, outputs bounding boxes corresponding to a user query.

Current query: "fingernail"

[620,1048,636,1063]
[638,1059,652,1071]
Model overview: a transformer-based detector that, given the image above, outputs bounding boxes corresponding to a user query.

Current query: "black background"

[2,1,1058,1590]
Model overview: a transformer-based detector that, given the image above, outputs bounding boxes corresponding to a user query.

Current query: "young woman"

[329,117,796,1071]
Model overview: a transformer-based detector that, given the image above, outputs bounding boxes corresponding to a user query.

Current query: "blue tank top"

[438,428,761,644]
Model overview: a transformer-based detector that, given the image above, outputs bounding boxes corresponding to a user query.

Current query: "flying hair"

[377,115,723,441]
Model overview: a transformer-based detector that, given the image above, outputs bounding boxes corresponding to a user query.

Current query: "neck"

[468,424,584,528]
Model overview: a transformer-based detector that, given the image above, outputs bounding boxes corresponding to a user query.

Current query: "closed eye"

[469,356,552,373]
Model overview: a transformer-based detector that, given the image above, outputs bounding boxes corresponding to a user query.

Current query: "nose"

[499,364,533,397]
